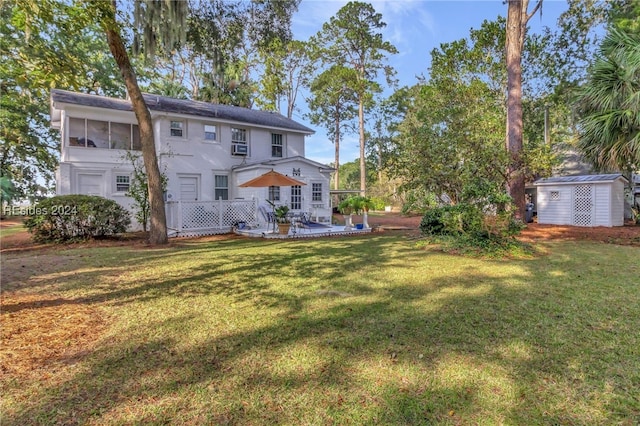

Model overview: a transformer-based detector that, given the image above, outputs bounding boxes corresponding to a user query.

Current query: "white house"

[534,174,628,227]
[50,89,333,236]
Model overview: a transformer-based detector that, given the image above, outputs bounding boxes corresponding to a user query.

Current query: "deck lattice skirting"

[165,199,257,238]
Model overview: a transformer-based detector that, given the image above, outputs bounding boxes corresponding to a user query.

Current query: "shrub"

[24,195,131,243]
[368,197,386,211]
[420,204,481,236]
[401,188,439,215]
[420,203,524,250]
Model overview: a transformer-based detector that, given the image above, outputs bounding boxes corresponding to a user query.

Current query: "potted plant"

[347,196,372,230]
[338,198,354,229]
[274,205,291,235]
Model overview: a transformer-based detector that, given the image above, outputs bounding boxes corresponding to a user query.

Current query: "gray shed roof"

[50,89,314,134]
[534,173,628,185]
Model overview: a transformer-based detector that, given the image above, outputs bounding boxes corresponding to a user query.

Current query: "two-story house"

[50,89,333,235]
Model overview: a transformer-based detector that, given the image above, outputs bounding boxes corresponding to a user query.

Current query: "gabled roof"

[232,156,334,172]
[534,173,628,185]
[50,89,314,134]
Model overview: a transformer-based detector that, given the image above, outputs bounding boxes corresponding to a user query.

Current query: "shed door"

[179,176,199,201]
[573,184,594,226]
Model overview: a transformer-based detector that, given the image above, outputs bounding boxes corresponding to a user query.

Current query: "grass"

[0,221,25,238]
[2,234,639,425]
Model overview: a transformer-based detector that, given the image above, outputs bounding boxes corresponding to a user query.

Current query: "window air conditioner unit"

[232,144,248,155]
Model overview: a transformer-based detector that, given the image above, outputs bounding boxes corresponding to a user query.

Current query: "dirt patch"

[518,222,640,246]
[2,213,639,253]
[1,292,110,382]
[359,212,640,247]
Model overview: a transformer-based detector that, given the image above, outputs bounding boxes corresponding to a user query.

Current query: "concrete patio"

[234,223,372,239]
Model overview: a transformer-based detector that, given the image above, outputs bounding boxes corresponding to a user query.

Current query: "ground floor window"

[312,183,322,202]
[214,175,228,200]
[268,186,280,202]
[290,185,301,210]
[115,174,130,192]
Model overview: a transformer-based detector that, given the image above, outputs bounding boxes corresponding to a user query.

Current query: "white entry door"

[179,176,199,201]
[573,184,594,226]
[78,173,103,196]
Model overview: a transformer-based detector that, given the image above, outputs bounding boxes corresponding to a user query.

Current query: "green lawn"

[2,234,639,425]
[0,222,25,238]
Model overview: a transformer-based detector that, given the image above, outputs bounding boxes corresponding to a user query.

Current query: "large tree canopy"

[575,27,640,175]
[0,1,123,201]
[312,1,397,195]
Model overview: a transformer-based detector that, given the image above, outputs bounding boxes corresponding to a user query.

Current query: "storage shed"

[534,174,628,227]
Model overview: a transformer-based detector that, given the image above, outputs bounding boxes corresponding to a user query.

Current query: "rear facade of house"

[50,89,333,233]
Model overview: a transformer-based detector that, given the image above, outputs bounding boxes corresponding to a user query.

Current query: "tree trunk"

[358,98,366,196]
[103,2,168,244]
[377,142,382,183]
[505,0,527,221]
[334,114,340,190]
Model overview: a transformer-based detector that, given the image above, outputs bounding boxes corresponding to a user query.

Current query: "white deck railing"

[165,199,257,237]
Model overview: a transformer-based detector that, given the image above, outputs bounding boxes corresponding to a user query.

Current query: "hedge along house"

[534,174,628,227]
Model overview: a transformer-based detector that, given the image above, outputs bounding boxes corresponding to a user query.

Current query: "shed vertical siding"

[611,180,625,226]
[535,175,627,227]
[536,186,573,225]
[594,184,611,226]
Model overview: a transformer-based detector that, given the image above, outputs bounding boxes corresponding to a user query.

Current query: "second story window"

[231,127,248,156]
[68,117,140,150]
[271,133,283,157]
[170,120,184,137]
[204,124,217,141]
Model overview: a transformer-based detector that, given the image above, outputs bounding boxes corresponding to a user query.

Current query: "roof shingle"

[51,89,314,134]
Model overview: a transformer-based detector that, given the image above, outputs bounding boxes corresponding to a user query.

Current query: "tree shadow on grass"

[3,238,639,424]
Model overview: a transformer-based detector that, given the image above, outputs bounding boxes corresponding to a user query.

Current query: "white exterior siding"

[535,175,627,227]
[593,184,611,227]
[536,186,573,225]
[51,90,329,231]
[610,180,625,226]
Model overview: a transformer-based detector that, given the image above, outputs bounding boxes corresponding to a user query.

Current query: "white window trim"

[114,173,132,194]
[311,182,323,202]
[271,133,284,158]
[213,173,229,200]
[169,120,186,139]
[67,117,140,150]
[231,127,249,156]
[203,123,218,143]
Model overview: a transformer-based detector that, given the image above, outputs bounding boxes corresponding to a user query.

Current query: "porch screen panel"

[132,125,141,150]
[111,123,132,150]
[290,185,302,210]
[68,118,85,146]
[87,120,110,148]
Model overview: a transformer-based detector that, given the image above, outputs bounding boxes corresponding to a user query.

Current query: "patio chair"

[259,205,277,232]
[289,212,314,234]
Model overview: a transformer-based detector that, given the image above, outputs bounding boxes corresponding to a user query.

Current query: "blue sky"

[291,0,570,166]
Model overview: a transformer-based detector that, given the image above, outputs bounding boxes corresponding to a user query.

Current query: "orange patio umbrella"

[238,170,306,188]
